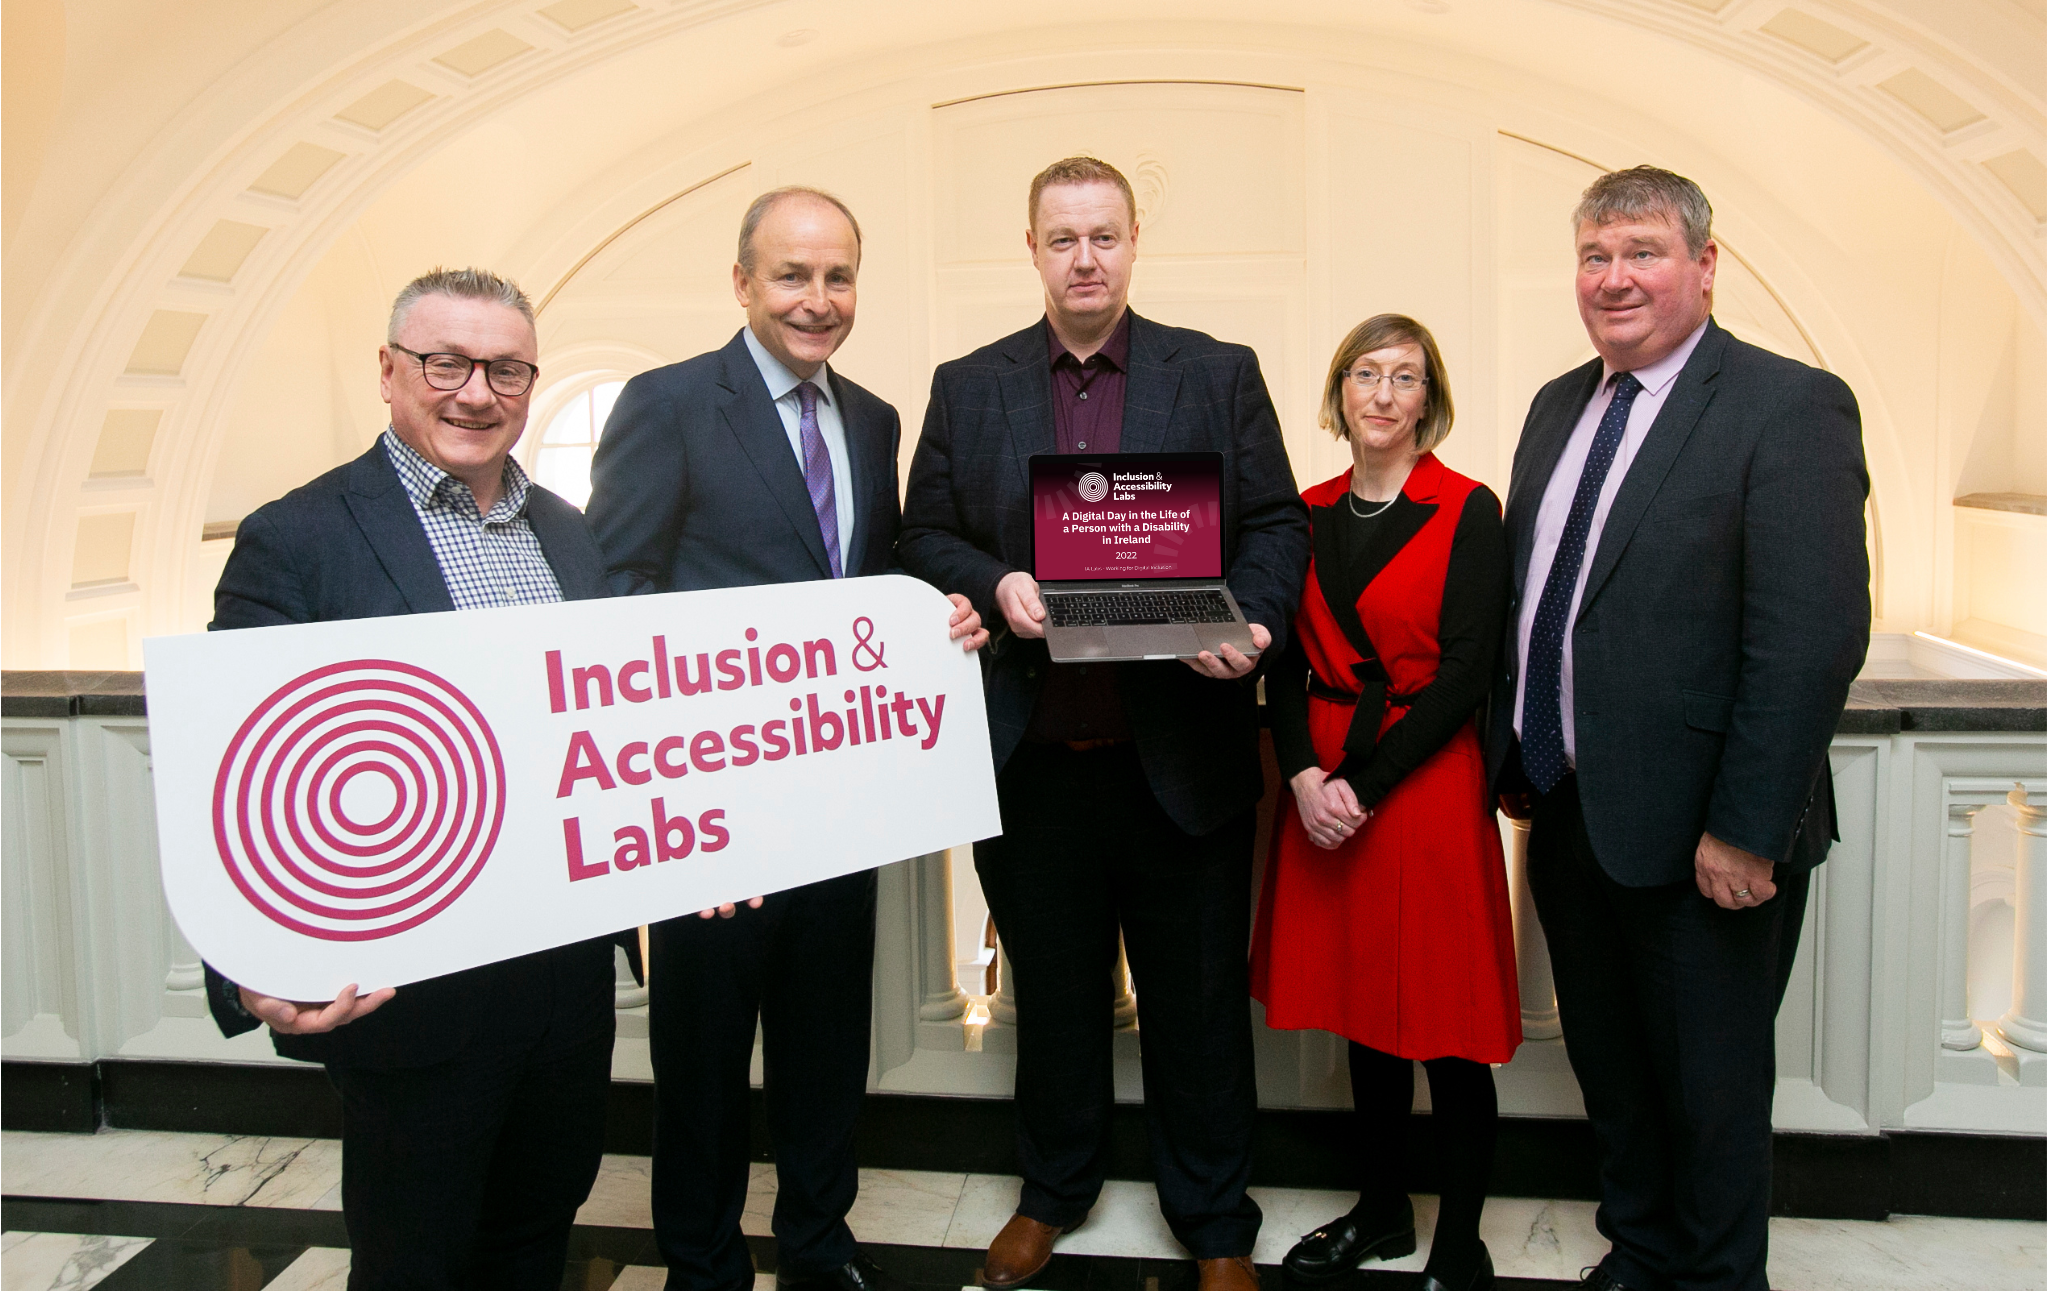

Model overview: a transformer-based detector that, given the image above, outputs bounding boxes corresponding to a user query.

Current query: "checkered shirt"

[382,428,563,610]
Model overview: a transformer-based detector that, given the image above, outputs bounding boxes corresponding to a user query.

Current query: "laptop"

[1029,451,1258,663]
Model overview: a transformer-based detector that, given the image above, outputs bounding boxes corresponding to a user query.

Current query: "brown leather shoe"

[979,1213,1077,1289]
[1198,1256,1261,1291]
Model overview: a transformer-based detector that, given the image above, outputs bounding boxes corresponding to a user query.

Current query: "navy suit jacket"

[898,311,1310,838]
[584,328,902,593]
[1485,319,1870,886]
[203,442,619,1068]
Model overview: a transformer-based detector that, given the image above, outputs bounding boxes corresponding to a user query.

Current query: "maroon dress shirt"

[1028,312,1134,744]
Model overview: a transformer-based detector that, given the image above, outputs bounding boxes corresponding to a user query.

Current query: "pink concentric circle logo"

[211,660,505,942]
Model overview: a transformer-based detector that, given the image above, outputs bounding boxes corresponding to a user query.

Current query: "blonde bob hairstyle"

[1318,314,1455,453]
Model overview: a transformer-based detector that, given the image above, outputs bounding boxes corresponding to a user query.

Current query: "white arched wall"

[3,0,2042,667]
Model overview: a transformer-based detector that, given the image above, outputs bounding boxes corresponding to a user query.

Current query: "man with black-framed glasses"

[202,267,626,1290]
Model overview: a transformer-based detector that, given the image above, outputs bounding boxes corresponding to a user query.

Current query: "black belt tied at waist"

[1307,660,1422,766]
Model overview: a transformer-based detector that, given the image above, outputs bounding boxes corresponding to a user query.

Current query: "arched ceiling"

[2,0,2041,664]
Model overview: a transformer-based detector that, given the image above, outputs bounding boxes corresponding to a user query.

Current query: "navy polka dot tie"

[1521,372,1641,794]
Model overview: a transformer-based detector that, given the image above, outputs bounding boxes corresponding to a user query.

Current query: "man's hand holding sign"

[146,577,999,1002]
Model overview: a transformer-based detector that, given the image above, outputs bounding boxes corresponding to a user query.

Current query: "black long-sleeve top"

[1268,484,1508,808]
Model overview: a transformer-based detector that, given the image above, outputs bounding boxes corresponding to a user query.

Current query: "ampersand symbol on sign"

[851,617,888,671]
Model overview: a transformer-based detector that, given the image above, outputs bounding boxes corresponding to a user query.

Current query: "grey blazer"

[1485,319,1871,886]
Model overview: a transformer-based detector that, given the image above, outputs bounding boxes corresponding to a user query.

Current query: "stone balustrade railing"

[3,672,2041,1135]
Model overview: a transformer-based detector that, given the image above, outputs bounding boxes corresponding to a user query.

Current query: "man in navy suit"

[585,187,984,1291]
[898,157,1309,1291]
[1488,168,1869,1291]
[205,268,621,1290]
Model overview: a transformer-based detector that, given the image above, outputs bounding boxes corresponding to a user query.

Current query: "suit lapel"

[1119,312,1181,455]
[1578,322,1727,610]
[527,490,606,600]
[830,371,889,574]
[718,332,833,579]
[996,325,1055,494]
[1505,359,1602,594]
[343,445,456,614]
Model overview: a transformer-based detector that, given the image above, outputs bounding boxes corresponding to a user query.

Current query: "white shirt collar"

[742,325,834,406]
[1603,318,1709,397]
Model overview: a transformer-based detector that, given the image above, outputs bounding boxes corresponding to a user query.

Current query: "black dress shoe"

[1419,1242,1494,1291]
[1281,1201,1417,1285]
[777,1253,903,1291]
[1574,1266,1630,1291]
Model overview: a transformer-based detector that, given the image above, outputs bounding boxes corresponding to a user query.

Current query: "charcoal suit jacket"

[584,327,902,594]
[1485,318,1871,886]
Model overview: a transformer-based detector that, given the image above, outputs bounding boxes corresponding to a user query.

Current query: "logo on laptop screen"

[1077,471,1109,503]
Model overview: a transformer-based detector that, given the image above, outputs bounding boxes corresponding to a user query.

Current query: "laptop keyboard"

[1044,588,1237,628]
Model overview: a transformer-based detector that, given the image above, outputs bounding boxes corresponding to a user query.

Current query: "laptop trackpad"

[1119,625,1204,659]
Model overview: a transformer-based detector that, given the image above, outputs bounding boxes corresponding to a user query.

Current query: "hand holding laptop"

[1000,568,1265,676]
[1185,622,1269,679]
[996,570,1049,639]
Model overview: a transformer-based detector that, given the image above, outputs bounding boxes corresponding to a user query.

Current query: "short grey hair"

[736,186,863,275]
[1572,166,1714,257]
[387,267,534,344]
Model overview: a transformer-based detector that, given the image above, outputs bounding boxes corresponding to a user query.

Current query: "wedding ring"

[1734,888,1751,898]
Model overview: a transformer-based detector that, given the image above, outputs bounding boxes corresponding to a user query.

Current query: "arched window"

[532,380,624,509]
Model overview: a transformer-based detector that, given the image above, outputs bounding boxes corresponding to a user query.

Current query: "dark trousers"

[1528,777,1809,1291]
[327,965,614,1291]
[976,741,1262,1259]
[647,869,878,1291]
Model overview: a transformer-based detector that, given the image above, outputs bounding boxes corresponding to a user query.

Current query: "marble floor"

[3,1129,2041,1290]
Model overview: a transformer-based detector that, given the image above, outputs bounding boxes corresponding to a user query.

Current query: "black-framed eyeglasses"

[1344,368,1428,394]
[390,344,539,397]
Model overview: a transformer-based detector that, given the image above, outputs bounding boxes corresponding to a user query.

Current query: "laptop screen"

[1030,452,1224,582]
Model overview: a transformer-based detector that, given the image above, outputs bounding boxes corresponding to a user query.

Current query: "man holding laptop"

[899,156,1309,1291]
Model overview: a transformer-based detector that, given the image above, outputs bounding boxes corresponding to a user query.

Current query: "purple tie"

[796,382,842,579]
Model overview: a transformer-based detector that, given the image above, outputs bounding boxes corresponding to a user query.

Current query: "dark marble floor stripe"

[3,1195,1578,1290]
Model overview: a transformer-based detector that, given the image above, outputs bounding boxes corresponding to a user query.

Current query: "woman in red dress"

[1251,314,1517,1291]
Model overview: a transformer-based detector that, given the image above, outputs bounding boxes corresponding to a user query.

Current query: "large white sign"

[143,575,1000,1001]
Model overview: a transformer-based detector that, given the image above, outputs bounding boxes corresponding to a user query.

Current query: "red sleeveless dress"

[1250,455,1521,1063]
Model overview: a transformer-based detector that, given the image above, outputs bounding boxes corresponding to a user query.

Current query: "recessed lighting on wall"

[1878,69,1986,133]
[334,81,436,132]
[434,29,535,78]
[777,28,819,46]
[538,0,638,33]
[1759,9,1869,63]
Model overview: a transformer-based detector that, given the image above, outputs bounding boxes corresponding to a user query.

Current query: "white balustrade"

[5,681,2043,1138]
[1995,785,2047,1053]
[1940,804,1985,1049]
[1504,816,1562,1042]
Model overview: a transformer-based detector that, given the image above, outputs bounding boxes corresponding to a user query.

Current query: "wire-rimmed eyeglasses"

[390,344,539,397]
[1344,368,1428,394]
